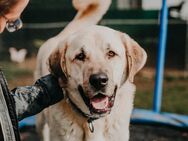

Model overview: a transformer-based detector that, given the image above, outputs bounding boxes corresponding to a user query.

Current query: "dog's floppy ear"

[48,43,68,84]
[120,33,147,83]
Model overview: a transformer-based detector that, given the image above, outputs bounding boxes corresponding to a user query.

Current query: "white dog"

[36,25,146,141]
[35,1,147,141]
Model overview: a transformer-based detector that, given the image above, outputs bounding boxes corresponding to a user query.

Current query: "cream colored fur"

[36,25,147,141]
[35,0,111,78]
[41,81,135,141]
[35,1,112,140]
[35,1,147,141]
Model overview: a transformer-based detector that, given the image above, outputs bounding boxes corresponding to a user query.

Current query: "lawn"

[0,57,35,89]
[135,68,188,115]
[0,58,188,115]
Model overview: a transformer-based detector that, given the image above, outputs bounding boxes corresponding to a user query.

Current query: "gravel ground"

[18,124,188,141]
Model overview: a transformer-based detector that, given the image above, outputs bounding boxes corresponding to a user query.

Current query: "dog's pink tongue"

[91,97,109,110]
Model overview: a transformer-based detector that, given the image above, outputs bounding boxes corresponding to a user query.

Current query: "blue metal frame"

[131,0,188,129]
[19,0,188,129]
[153,0,168,113]
[132,109,188,129]
[19,116,35,128]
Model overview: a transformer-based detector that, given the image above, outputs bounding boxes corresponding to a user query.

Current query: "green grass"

[162,80,188,114]
[134,75,188,115]
[0,61,33,81]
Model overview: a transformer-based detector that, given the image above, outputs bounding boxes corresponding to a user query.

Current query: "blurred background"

[0,0,188,140]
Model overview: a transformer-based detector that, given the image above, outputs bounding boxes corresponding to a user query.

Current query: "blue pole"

[153,0,168,113]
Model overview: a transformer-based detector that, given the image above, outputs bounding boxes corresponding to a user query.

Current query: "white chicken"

[9,47,27,63]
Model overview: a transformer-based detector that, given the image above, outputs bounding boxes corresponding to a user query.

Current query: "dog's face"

[49,26,147,119]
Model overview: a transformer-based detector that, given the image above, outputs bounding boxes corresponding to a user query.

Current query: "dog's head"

[49,25,147,119]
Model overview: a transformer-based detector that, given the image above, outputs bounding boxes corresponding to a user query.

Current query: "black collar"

[67,95,98,121]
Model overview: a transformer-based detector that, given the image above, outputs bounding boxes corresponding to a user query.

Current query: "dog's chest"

[46,83,134,141]
[48,102,105,141]
[47,103,129,141]
[48,102,84,141]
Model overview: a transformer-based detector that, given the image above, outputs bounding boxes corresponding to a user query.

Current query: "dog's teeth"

[91,97,108,110]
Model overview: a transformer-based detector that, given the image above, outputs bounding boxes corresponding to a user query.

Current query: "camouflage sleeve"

[11,74,64,121]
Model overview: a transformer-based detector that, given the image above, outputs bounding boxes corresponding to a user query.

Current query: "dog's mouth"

[90,93,113,114]
[78,85,117,115]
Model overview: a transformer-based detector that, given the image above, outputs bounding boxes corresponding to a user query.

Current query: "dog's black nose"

[89,73,108,90]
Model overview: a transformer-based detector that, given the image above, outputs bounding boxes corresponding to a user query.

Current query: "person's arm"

[0,71,64,141]
[11,74,64,121]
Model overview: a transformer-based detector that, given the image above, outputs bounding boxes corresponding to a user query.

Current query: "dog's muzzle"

[78,84,117,116]
[67,72,117,119]
[67,73,118,133]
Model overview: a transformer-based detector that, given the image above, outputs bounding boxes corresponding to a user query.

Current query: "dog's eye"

[75,52,86,61]
[107,50,116,58]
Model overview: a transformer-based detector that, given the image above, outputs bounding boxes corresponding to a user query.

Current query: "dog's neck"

[62,81,135,135]
[67,97,97,133]
[67,95,98,120]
